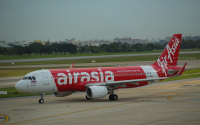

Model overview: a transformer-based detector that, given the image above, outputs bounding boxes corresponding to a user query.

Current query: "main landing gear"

[85,94,118,100]
[39,93,45,104]
[109,94,118,101]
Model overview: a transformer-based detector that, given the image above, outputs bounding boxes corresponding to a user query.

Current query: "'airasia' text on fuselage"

[57,70,114,85]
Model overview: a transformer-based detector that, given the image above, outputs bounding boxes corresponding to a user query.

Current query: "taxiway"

[1,77,200,125]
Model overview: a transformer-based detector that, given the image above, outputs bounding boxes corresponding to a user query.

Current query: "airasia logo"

[57,70,114,85]
[157,37,180,76]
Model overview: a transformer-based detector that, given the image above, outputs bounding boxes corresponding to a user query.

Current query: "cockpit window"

[23,76,36,80]
[23,77,28,80]
[32,76,36,80]
[28,77,32,80]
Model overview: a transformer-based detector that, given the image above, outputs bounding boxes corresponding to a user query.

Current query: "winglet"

[177,62,187,76]
[70,63,74,69]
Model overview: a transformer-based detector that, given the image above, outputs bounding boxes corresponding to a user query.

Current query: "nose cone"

[15,81,23,92]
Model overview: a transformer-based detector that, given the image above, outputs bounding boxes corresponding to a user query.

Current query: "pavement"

[0,77,200,125]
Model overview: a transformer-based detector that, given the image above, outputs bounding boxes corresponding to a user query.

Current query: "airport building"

[114,37,148,45]
[184,35,200,41]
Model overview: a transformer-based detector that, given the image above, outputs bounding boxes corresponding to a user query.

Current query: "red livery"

[15,34,186,104]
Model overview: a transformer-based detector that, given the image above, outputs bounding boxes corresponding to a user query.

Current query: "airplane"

[15,34,186,104]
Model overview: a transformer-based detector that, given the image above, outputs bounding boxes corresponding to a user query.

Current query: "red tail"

[70,63,74,68]
[152,34,182,67]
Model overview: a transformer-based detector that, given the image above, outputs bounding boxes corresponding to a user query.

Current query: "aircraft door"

[42,72,49,85]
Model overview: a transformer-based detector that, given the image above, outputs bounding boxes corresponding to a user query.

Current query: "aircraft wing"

[85,77,168,87]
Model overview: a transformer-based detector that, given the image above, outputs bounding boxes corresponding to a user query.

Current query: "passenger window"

[32,76,36,80]
[28,77,32,80]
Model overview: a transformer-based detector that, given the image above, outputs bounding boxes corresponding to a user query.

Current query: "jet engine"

[86,86,108,99]
[53,92,73,97]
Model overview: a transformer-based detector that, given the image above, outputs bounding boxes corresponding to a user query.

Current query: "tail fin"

[70,63,74,68]
[152,34,182,67]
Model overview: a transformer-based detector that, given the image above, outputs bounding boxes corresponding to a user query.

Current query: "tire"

[86,95,90,99]
[39,99,44,104]
[113,94,118,100]
[109,94,118,101]
[109,94,114,100]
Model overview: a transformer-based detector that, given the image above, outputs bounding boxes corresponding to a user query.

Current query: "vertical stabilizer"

[152,34,182,67]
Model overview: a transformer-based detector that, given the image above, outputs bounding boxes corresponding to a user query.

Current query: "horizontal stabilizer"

[177,63,187,76]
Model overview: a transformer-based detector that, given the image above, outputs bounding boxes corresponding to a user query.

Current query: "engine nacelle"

[86,86,108,99]
[53,92,73,97]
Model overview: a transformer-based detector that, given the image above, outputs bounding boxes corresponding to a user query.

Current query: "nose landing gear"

[39,93,45,104]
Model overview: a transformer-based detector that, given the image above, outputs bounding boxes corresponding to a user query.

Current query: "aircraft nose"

[15,81,23,91]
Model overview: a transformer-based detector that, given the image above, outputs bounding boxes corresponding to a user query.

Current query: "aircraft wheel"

[109,94,118,101]
[39,99,44,104]
[113,94,118,100]
[86,95,90,99]
[109,94,113,100]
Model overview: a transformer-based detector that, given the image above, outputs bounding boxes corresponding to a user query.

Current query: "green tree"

[89,46,100,53]
[13,45,24,56]
[68,43,77,54]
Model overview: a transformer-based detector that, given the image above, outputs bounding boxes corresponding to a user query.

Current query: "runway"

[1,77,200,125]
[1,51,200,63]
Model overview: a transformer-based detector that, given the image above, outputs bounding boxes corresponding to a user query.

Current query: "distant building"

[159,40,166,44]
[29,40,47,45]
[166,37,171,42]
[184,35,200,41]
[114,37,134,45]
[133,39,148,44]
[13,43,27,47]
[64,39,69,43]
[68,38,76,44]
[79,40,111,47]
[114,37,148,45]
[15,41,22,44]
[0,43,12,48]
[0,40,6,44]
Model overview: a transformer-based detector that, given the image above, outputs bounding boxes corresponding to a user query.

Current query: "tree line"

[0,43,77,56]
[0,39,200,56]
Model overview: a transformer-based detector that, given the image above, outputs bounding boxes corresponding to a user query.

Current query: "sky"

[0,0,200,42]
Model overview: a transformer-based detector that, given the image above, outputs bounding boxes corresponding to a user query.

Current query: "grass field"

[0,68,43,77]
[0,68,200,98]
[0,49,199,60]
[1,53,200,67]
[0,50,162,60]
